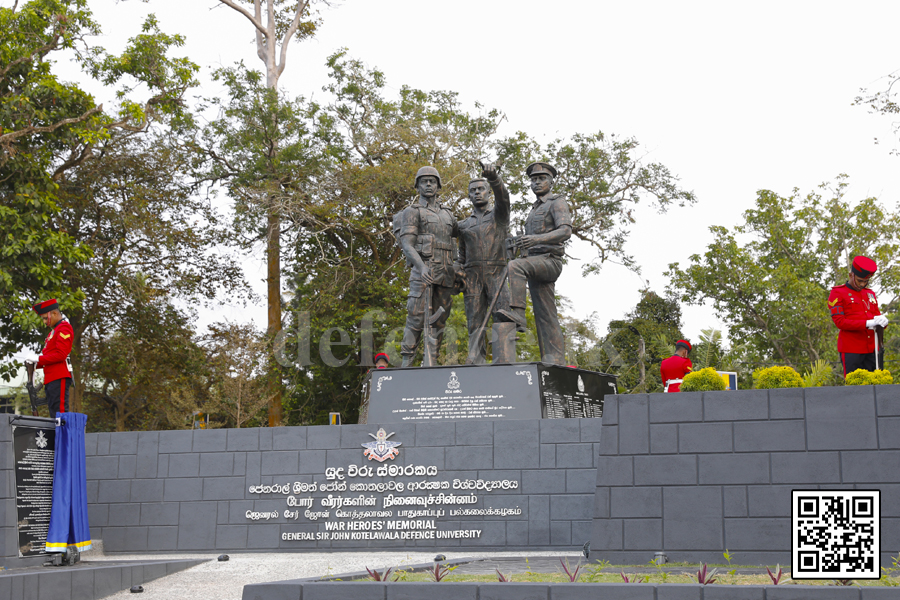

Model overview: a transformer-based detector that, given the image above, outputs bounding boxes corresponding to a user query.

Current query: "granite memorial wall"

[78,419,601,553]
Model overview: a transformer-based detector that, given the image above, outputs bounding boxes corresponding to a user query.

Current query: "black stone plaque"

[537,365,610,419]
[13,422,56,557]
[360,363,616,424]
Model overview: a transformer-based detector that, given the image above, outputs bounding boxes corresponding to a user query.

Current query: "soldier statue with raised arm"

[458,161,519,363]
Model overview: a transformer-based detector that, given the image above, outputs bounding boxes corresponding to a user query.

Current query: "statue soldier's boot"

[497,307,526,333]
[400,326,420,367]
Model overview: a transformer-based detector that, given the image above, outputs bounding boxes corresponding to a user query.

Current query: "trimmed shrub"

[680,367,727,392]
[754,366,804,389]
[846,369,894,386]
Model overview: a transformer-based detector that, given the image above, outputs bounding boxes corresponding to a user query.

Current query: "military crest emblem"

[577,375,585,393]
[362,428,401,462]
[447,371,460,390]
[35,430,48,449]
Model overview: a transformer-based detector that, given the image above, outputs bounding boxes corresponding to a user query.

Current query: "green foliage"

[667,177,900,369]
[582,560,612,583]
[597,291,684,393]
[694,328,723,370]
[880,552,900,587]
[802,359,835,387]
[497,132,697,275]
[81,289,206,432]
[680,367,727,392]
[845,369,894,386]
[754,366,804,389]
[1,0,201,384]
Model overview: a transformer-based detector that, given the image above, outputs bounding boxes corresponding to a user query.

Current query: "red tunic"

[37,319,74,384]
[660,355,693,392]
[828,284,881,354]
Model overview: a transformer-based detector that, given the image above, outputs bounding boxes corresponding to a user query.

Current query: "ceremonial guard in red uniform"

[828,256,888,376]
[660,340,693,393]
[31,299,74,414]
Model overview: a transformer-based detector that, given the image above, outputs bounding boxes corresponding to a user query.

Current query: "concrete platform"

[0,558,207,600]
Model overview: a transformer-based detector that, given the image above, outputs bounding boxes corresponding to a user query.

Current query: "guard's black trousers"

[841,351,885,377]
[45,377,72,415]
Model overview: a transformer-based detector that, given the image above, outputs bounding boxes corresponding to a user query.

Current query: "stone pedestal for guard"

[359,362,616,424]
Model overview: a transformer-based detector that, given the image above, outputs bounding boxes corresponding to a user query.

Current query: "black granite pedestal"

[359,362,617,424]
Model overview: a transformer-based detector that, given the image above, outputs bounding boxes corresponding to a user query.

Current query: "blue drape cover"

[46,412,92,552]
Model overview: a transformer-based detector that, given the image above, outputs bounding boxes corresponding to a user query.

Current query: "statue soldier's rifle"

[465,236,521,365]
[24,360,46,416]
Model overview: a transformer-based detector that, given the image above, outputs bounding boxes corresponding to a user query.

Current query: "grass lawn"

[368,561,900,587]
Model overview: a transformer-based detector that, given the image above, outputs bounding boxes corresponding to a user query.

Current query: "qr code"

[792,490,880,579]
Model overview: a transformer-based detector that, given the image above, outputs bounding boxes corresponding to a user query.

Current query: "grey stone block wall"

[591,385,900,567]
[240,581,899,600]
[82,419,602,553]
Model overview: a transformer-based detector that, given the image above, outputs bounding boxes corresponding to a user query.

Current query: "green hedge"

[680,367,727,392]
[754,366,804,389]
[845,369,894,386]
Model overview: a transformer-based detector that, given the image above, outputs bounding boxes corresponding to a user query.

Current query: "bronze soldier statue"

[498,162,572,364]
[395,166,462,367]
[458,162,513,364]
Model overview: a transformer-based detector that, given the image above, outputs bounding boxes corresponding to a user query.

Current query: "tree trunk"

[267,206,283,426]
[638,337,646,392]
[115,400,126,432]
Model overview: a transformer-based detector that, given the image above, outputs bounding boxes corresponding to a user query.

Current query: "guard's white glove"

[867,316,889,329]
[23,353,40,364]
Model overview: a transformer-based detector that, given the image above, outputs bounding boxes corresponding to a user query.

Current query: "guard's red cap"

[675,340,692,352]
[851,256,877,278]
[374,352,389,364]
[32,299,59,315]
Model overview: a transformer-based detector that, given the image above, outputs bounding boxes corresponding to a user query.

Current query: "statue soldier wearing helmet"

[497,162,572,364]
[394,166,463,367]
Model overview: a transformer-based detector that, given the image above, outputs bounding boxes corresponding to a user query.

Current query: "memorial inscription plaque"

[360,362,615,424]
[12,421,56,557]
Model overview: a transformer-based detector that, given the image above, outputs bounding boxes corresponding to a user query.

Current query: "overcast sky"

[39,0,900,349]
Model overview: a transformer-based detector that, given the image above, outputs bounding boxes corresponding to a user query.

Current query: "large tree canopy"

[667,178,900,369]
[1,0,199,380]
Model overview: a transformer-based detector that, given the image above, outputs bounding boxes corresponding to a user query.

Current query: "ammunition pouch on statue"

[415,234,435,258]
[415,236,453,262]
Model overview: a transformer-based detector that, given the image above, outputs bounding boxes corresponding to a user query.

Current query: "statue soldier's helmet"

[525,162,558,178]
[414,166,442,189]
